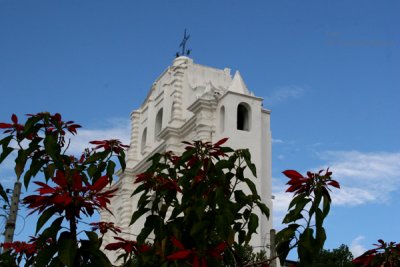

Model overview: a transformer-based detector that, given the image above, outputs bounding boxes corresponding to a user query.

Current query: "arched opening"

[220,106,225,132]
[237,103,251,131]
[141,128,147,154]
[154,108,163,140]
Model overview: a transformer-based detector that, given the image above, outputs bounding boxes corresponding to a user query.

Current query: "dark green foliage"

[128,139,270,266]
[312,244,354,267]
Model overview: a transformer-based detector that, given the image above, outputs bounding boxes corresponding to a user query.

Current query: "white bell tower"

[102,56,273,260]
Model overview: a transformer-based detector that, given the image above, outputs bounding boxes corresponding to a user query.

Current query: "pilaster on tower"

[127,111,140,168]
[169,56,190,127]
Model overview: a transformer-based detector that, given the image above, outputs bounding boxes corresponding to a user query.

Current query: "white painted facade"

[101,56,273,260]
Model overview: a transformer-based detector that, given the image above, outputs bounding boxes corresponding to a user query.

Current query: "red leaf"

[72,173,83,191]
[0,123,13,129]
[286,184,301,193]
[139,244,151,253]
[214,242,226,253]
[193,255,200,267]
[328,180,340,189]
[91,175,109,192]
[35,182,55,195]
[135,173,150,183]
[11,114,18,124]
[181,141,193,146]
[53,113,62,122]
[166,250,192,261]
[282,170,304,180]
[105,242,124,251]
[170,236,185,250]
[89,140,106,145]
[52,170,67,188]
[214,138,228,147]
[201,257,207,267]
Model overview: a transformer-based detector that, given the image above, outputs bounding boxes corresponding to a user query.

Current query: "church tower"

[102,56,273,259]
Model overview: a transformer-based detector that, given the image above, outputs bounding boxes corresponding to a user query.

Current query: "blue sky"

[0,0,399,259]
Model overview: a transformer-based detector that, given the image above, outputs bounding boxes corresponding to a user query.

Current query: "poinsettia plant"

[1,112,377,267]
[116,138,270,266]
[275,169,340,267]
[0,112,128,267]
[353,239,400,267]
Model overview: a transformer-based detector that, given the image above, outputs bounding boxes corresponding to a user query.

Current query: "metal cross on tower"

[176,29,191,57]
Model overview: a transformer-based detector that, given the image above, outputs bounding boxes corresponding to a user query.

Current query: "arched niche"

[220,106,225,133]
[237,103,251,131]
[154,108,163,140]
[141,127,147,154]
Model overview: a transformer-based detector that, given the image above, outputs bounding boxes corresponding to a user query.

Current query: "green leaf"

[137,215,160,244]
[283,198,310,223]
[276,240,292,265]
[247,213,259,242]
[130,207,150,225]
[35,244,58,267]
[220,208,235,238]
[180,148,196,162]
[275,223,299,243]
[215,159,234,170]
[215,187,227,209]
[242,149,257,177]
[0,136,13,164]
[36,208,57,234]
[234,190,249,204]
[288,193,307,210]
[44,163,56,182]
[80,238,112,267]
[256,202,270,218]
[315,208,324,229]
[309,190,322,217]
[282,209,304,224]
[132,183,147,196]
[85,231,99,243]
[190,221,209,237]
[39,217,63,241]
[58,232,77,267]
[87,164,97,178]
[23,169,33,190]
[44,134,60,160]
[137,226,154,245]
[0,183,9,204]
[118,150,126,171]
[238,229,246,245]
[316,226,326,249]
[220,146,234,153]
[0,146,13,165]
[244,178,258,195]
[23,115,41,134]
[322,194,331,218]
[15,149,28,180]
[106,160,116,177]
[298,228,317,267]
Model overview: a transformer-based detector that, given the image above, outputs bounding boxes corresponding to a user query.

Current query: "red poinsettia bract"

[353,239,400,267]
[89,139,129,154]
[166,236,226,267]
[1,241,37,257]
[135,172,182,193]
[90,221,121,235]
[105,237,151,255]
[282,169,340,196]
[0,114,24,134]
[23,170,117,220]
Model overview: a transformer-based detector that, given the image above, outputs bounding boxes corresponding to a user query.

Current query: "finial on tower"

[176,29,191,57]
